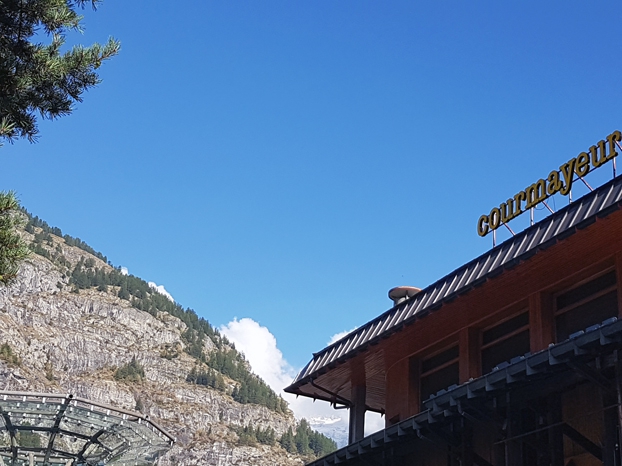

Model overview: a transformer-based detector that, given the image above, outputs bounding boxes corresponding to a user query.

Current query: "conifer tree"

[0,0,119,144]
[0,192,30,284]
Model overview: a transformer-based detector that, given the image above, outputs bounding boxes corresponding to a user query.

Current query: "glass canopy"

[0,391,174,466]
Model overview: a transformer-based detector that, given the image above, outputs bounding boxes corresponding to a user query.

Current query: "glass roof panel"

[0,392,174,466]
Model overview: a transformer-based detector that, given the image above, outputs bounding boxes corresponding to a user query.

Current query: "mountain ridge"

[0,209,337,465]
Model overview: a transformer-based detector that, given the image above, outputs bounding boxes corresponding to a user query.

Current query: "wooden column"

[529,292,555,352]
[408,357,421,418]
[349,384,366,444]
[459,327,480,383]
[385,357,419,427]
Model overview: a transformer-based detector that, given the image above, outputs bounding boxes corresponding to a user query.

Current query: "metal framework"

[0,392,174,466]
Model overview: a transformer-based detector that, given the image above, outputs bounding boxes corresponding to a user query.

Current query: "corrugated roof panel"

[346,329,367,352]
[601,185,620,209]
[314,350,333,369]
[289,176,622,387]
[356,324,374,347]
[458,263,477,288]
[489,246,508,271]
[524,223,545,251]
[397,296,417,322]
[433,279,452,305]
[592,192,609,214]
[512,232,530,257]
[499,242,517,266]
[471,254,492,282]
[556,209,574,234]
[375,312,395,336]
[444,271,463,298]
[324,348,340,366]
[333,340,351,360]
[396,302,411,325]
[494,244,512,269]
[419,283,441,311]
[368,320,384,341]
[382,308,401,333]
[549,214,566,237]
[341,332,360,356]
[566,204,582,228]
[403,298,419,321]
[305,358,321,377]
[416,285,436,311]
[341,338,357,357]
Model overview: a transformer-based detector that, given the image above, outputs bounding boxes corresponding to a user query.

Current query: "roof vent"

[388,286,421,306]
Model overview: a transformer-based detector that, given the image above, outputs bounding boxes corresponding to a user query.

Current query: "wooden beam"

[460,327,480,383]
[529,292,555,352]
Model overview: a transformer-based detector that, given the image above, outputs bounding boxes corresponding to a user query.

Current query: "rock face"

[0,236,305,466]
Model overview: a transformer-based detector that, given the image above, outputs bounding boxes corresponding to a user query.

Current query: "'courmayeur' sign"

[478,130,622,237]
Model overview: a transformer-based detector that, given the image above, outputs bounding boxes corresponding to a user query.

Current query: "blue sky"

[2,1,621,381]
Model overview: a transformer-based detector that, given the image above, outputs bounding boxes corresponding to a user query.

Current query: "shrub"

[114,357,145,383]
[0,343,20,366]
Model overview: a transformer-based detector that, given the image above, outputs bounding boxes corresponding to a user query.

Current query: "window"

[481,312,530,374]
[420,345,459,404]
[555,270,618,342]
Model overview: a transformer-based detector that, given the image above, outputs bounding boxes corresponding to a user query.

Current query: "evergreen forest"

[23,211,289,414]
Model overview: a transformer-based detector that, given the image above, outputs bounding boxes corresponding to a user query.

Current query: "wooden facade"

[286,175,622,466]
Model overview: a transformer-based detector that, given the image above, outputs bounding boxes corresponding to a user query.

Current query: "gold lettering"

[607,130,622,160]
[489,208,501,230]
[590,143,607,168]
[575,152,590,177]
[547,170,562,195]
[477,215,489,237]
[479,132,622,239]
[513,191,526,216]
[559,159,576,196]
[597,140,608,163]
[500,199,515,223]
[525,179,547,209]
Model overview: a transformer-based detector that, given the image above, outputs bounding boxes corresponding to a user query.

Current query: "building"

[286,135,622,466]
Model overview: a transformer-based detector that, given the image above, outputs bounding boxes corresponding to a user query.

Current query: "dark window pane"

[421,346,459,374]
[556,290,618,341]
[482,313,529,345]
[556,271,616,310]
[481,330,530,374]
[420,362,459,403]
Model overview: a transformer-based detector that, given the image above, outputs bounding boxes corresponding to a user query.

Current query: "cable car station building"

[286,131,622,466]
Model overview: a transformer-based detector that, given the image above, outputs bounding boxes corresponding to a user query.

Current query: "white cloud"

[116,267,173,302]
[219,318,295,392]
[328,327,357,346]
[148,282,174,302]
[219,318,385,443]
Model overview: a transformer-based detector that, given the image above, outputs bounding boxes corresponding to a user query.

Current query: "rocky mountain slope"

[0,218,333,465]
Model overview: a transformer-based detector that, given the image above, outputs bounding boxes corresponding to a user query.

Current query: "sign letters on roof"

[478,130,622,237]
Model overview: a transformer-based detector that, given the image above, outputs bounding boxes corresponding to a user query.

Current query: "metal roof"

[0,391,174,466]
[305,315,622,466]
[287,174,622,392]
